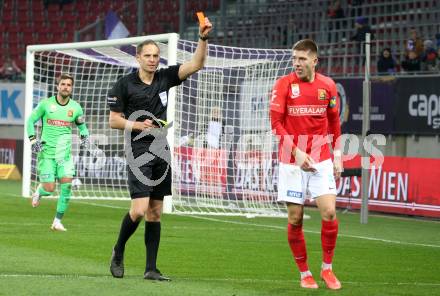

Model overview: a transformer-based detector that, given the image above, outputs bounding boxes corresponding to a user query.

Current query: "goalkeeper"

[27,73,91,232]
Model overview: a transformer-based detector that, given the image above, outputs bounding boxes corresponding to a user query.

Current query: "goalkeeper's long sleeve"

[77,122,89,137]
[75,108,90,137]
[26,102,45,138]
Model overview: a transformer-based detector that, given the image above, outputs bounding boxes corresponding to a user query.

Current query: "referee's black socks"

[114,212,140,256]
[145,221,161,272]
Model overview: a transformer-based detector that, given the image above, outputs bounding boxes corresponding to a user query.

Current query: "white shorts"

[277,159,337,205]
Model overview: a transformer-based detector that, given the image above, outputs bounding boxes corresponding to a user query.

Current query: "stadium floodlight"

[23,34,294,217]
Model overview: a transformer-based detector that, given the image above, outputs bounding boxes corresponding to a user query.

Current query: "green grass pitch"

[1,180,439,295]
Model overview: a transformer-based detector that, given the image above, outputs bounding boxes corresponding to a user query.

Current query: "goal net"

[23,34,292,217]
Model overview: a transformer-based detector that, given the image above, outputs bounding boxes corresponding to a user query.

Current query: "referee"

[107,17,213,280]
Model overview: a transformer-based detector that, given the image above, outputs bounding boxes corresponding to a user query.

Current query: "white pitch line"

[189,215,440,249]
[0,274,110,280]
[74,201,128,209]
[0,274,439,287]
[75,201,440,249]
[9,192,439,224]
[4,197,440,249]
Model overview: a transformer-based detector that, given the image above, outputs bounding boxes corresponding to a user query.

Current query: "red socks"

[288,219,339,272]
[321,219,339,264]
[287,223,309,272]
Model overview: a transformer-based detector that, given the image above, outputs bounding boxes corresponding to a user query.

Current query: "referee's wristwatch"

[199,34,209,41]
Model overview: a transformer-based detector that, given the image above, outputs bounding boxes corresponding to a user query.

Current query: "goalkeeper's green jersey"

[27,96,89,159]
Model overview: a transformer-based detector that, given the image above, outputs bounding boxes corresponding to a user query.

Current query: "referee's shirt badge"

[159,91,168,106]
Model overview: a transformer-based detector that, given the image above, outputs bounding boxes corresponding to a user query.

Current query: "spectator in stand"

[420,39,438,71]
[328,1,345,30]
[401,50,421,73]
[350,16,373,64]
[377,48,397,75]
[0,56,23,81]
[406,28,424,57]
[350,16,373,43]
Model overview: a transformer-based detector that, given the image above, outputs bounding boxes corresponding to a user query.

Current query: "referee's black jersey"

[107,65,183,143]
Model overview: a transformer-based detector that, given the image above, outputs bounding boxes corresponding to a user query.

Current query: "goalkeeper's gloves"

[80,135,90,150]
[29,136,43,153]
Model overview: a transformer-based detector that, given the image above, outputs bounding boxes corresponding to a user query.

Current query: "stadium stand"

[0,0,220,73]
[201,0,440,76]
[0,0,439,77]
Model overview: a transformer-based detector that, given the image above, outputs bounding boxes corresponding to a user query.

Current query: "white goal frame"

[22,33,292,217]
[22,33,179,213]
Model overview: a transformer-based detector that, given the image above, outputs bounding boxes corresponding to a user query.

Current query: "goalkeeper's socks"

[145,221,161,272]
[321,219,339,264]
[114,212,140,255]
[287,223,309,272]
[56,183,72,217]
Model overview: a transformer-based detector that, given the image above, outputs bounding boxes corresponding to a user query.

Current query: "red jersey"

[270,72,341,164]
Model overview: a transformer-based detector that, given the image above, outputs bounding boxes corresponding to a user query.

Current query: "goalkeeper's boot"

[320,269,341,290]
[144,269,171,281]
[31,184,42,208]
[300,275,319,289]
[110,248,124,278]
[50,220,67,232]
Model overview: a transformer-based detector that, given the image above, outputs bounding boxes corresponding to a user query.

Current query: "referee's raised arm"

[178,16,213,80]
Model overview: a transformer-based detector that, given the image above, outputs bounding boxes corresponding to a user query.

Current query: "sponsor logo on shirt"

[67,110,73,117]
[318,88,327,100]
[47,119,71,127]
[291,83,300,98]
[287,190,303,198]
[288,105,327,116]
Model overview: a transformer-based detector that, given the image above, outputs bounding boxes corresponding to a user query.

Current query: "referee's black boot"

[144,269,171,281]
[110,248,124,278]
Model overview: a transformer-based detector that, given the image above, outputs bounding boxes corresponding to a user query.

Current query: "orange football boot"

[300,275,319,289]
[321,269,342,290]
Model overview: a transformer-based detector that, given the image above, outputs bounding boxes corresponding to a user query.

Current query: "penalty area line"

[0,273,111,280]
[51,201,440,249]
[0,274,439,287]
[189,215,440,249]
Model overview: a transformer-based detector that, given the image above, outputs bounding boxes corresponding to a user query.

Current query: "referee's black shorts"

[127,154,172,200]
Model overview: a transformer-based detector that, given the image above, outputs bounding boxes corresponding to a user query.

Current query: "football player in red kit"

[270,39,342,290]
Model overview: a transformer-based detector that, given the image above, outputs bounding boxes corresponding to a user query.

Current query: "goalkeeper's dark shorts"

[127,154,172,200]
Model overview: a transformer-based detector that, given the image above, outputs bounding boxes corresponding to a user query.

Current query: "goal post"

[23,34,293,217]
[22,33,179,204]
[173,40,292,217]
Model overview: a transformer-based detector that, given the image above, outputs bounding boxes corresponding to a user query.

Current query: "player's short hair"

[57,73,74,85]
[136,40,160,54]
[292,39,318,56]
